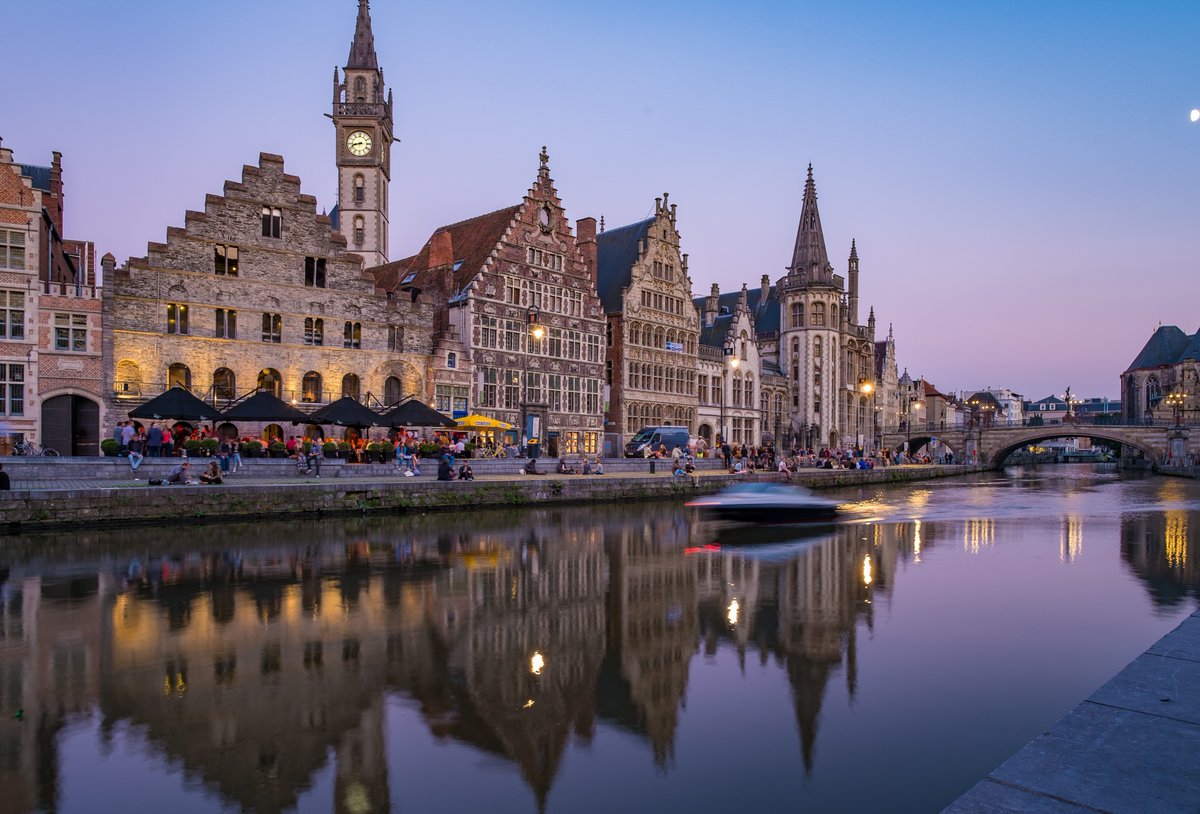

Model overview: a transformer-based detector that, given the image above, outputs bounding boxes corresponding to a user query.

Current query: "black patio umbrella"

[221,391,313,423]
[379,398,456,428]
[129,386,226,422]
[308,396,385,428]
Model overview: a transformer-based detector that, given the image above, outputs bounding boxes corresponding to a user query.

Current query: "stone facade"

[104,152,433,439]
[695,284,764,447]
[1121,325,1200,424]
[596,194,700,445]
[0,141,104,455]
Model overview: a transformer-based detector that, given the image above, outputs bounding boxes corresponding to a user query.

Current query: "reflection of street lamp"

[522,306,545,456]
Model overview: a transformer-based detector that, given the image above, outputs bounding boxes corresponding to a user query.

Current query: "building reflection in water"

[1060,515,1085,564]
[5,495,1191,812]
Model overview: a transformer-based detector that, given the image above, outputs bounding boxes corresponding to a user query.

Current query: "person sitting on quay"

[127,432,145,478]
[458,462,475,481]
[437,455,455,481]
[200,462,223,485]
[592,457,604,475]
[581,458,592,475]
[523,458,540,475]
[166,461,191,485]
[557,457,576,475]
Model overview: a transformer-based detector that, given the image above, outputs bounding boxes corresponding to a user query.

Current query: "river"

[0,465,1196,813]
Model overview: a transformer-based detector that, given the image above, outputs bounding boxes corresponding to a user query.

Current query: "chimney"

[759,274,770,310]
[575,216,597,286]
[100,252,116,288]
[704,283,719,328]
[0,136,12,165]
[428,229,453,268]
[48,151,64,235]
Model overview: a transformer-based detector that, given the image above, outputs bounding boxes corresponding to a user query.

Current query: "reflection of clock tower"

[332,0,392,268]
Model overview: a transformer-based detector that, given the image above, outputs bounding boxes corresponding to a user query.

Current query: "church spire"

[789,163,831,277]
[346,0,379,70]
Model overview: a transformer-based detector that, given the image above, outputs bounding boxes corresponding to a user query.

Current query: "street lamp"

[1165,391,1185,426]
[907,398,922,456]
[720,339,739,447]
[858,378,875,455]
[522,305,544,457]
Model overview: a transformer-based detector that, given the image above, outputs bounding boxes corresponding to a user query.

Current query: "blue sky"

[6,0,1199,397]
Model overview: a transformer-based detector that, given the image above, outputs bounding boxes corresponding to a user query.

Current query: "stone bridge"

[879,423,1196,469]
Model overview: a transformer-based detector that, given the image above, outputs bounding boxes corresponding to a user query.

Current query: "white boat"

[686,482,840,524]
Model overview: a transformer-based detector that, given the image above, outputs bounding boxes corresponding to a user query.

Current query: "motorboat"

[686,482,840,524]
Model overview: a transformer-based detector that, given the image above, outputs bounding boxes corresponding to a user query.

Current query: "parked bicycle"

[14,440,59,456]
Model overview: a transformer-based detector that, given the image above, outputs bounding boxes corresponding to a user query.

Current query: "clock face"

[346,131,373,156]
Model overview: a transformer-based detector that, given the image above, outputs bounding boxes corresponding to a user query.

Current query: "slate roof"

[1126,325,1192,371]
[595,217,653,313]
[691,286,781,337]
[369,205,520,297]
[1181,330,1200,362]
[698,313,734,348]
[19,164,51,191]
[328,204,340,232]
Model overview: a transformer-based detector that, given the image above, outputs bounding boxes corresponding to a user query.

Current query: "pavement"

[944,609,1200,813]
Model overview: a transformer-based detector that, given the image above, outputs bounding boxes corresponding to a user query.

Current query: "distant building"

[0,141,103,454]
[1121,325,1199,423]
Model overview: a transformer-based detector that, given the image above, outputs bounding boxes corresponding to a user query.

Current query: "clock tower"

[332,0,392,268]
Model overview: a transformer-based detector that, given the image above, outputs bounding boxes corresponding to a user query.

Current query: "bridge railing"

[880,417,1199,434]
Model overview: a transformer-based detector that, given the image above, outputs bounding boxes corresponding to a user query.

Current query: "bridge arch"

[984,428,1162,469]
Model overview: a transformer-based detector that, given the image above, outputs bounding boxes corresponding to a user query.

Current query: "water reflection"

[0,475,1196,812]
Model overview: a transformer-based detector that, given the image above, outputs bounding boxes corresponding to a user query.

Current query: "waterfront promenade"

[0,458,982,531]
[945,609,1200,813]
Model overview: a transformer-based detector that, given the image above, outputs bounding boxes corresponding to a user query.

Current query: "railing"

[335,102,391,118]
[881,417,1198,434]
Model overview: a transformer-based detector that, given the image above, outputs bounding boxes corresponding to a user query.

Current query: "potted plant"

[418,442,439,459]
[366,442,384,463]
[463,443,476,459]
[269,441,287,458]
[241,440,263,458]
[379,442,394,463]
[322,440,338,459]
[184,439,206,457]
[200,438,219,457]
[337,441,352,460]
[101,438,120,457]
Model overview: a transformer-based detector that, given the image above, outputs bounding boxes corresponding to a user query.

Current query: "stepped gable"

[1125,325,1190,371]
[595,217,654,312]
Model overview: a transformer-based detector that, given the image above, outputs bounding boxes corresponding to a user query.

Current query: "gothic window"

[341,373,360,400]
[257,368,281,397]
[642,325,653,346]
[354,76,365,101]
[261,313,282,343]
[791,302,803,328]
[832,304,838,325]
[447,352,457,368]
[353,175,365,205]
[384,376,402,404]
[213,368,236,401]
[214,244,239,276]
[654,327,664,349]
[166,303,188,335]
[303,317,324,346]
[261,207,282,239]
[343,321,361,349]
[302,371,322,403]
[740,332,748,360]
[216,308,237,339]
[353,216,364,246]
[811,301,826,327]
[167,363,191,390]
[304,257,327,288]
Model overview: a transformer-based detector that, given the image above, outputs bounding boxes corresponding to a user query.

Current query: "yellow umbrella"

[455,414,514,430]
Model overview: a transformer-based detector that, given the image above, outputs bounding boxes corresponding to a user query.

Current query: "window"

[214,244,239,276]
[261,207,282,238]
[213,368,236,401]
[261,313,282,343]
[566,376,581,412]
[343,321,361,349]
[53,314,87,352]
[586,379,600,414]
[0,291,24,339]
[526,247,564,271]
[791,302,803,328]
[304,257,326,288]
[0,364,24,415]
[0,231,25,270]
[447,352,457,368]
[353,216,364,246]
[167,303,189,335]
[503,370,520,409]
[216,308,237,339]
[547,328,562,358]
[167,363,191,390]
[480,316,498,350]
[388,325,404,352]
[302,372,322,403]
[353,174,365,204]
[547,374,562,411]
[342,373,360,400]
[303,317,324,346]
[480,367,498,408]
[258,368,281,397]
[811,301,826,327]
[384,376,402,404]
[504,320,522,353]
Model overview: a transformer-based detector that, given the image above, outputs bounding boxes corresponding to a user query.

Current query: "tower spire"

[346,0,379,70]
[788,163,830,277]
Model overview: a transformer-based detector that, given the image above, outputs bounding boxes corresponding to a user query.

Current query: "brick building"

[373,149,606,456]
[596,194,700,448]
[104,152,434,440]
[0,140,103,454]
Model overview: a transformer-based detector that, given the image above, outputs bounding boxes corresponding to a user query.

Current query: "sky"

[5,0,1199,399]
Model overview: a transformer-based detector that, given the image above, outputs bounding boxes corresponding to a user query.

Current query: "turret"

[704,283,719,327]
[848,239,859,325]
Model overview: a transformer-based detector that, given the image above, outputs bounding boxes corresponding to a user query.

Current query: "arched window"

[343,321,361,349]
[642,325,653,346]
[341,373,361,401]
[1146,375,1161,407]
[257,368,281,398]
[302,371,322,403]
[354,76,366,101]
[740,331,748,360]
[353,215,364,246]
[213,368,236,401]
[630,322,640,345]
[811,301,826,327]
[116,360,142,395]
[353,175,365,205]
[791,302,803,328]
[384,376,402,404]
[167,363,191,390]
[654,327,665,348]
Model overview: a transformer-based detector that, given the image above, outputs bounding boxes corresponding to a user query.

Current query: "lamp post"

[858,378,875,455]
[523,305,545,457]
[1165,391,1185,426]
[721,339,739,446]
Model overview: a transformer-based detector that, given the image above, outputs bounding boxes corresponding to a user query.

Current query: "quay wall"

[0,465,984,533]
